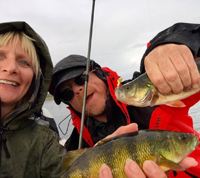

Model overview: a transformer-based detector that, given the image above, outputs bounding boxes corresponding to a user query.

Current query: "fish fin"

[95,138,112,146]
[156,154,185,171]
[63,148,88,170]
[150,93,159,107]
[165,100,186,107]
[117,77,122,87]
[95,131,140,147]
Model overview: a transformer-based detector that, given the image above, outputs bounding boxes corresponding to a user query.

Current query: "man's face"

[60,72,107,117]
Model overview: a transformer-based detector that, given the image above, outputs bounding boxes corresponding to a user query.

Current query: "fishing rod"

[78,0,96,149]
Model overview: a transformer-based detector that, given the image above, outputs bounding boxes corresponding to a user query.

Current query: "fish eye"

[179,134,186,141]
[126,86,130,90]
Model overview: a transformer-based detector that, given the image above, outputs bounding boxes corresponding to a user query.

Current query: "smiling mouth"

[0,80,18,86]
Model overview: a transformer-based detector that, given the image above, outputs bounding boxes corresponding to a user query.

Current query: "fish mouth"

[115,88,126,100]
[115,88,121,98]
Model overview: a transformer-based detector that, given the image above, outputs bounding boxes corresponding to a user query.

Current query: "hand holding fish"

[98,125,198,178]
[124,157,197,178]
[99,159,169,178]
[144,44,200,94]
[62,126,198,177]
[99,157,198,178]
[115,44,200,107]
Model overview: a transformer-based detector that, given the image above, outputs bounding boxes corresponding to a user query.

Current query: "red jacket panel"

[150,92,200,178]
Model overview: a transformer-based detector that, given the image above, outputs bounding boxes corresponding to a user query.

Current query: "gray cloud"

[1,0,200,80]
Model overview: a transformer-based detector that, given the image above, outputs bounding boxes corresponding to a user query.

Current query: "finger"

[181,51,200,89]
[99,164,113,178]
[143,160,168,178]
[179,157,198,169]
[145,56,172,94]
[106,123,138,139]
[124,159,145,178]
[169,52,191,89]
[157,54,183,94]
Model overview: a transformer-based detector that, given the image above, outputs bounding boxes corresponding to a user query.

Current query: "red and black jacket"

[141,22,200,178]
[150,93,200,178]
[65,23,200,178]
[65,66,200,177]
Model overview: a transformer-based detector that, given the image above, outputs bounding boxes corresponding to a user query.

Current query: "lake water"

[43,99,200,140]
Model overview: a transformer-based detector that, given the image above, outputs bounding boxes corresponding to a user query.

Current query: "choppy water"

[43,99,200,140]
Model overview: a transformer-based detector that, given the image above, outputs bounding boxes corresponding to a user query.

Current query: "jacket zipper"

[0,127,10,167]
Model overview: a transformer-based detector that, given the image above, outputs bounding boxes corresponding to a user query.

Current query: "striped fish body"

[61,130,199,178]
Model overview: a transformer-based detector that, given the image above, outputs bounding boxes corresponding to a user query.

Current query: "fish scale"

[61,130,199,178]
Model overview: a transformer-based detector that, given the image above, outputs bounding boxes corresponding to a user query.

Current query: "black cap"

[49,54,103,105]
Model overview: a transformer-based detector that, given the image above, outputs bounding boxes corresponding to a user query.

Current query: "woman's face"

[0,42,34,107]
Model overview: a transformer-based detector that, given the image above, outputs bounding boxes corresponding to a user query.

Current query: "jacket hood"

[0,21,53,126]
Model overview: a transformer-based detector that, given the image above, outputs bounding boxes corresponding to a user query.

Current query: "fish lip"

[115,88,126,100]
[115,88,121,97]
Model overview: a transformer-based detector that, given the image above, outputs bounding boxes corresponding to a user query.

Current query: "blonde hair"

[0,31,39,78]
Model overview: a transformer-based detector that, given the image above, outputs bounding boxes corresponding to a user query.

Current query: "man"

[49,22,200,177]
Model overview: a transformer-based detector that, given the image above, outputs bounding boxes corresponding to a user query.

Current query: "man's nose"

[72,84,84,95]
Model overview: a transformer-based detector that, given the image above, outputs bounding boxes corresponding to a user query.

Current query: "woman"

[0,21,66,178]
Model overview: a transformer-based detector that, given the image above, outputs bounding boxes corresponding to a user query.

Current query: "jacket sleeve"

[149,92,200,177]
[40,129,67,178]
[140,22,200,73]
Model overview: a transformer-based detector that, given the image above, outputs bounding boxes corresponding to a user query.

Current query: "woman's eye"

[0,53,4,60]
[19,60,30,66]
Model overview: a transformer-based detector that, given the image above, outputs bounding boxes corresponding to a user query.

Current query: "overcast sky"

[1,0,200,80]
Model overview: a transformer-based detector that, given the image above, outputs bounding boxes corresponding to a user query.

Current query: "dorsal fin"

[63,148,88,170]
[95,131,140,146]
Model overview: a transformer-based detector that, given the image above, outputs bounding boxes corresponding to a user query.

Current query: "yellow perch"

[61,130,199,178]
[115,58,200,107]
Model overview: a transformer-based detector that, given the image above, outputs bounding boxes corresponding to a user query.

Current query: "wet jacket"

[0,22,66,178]
[65,23,200,178]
